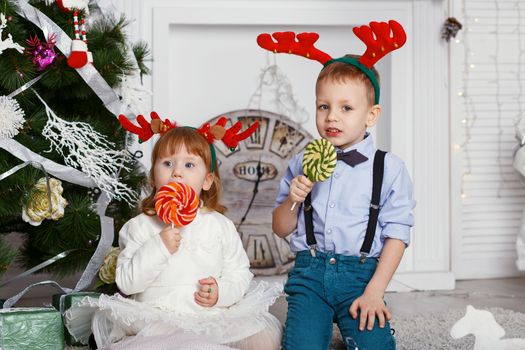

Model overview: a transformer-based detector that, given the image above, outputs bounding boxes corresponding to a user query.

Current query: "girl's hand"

[194,276,218,308]
[159,226,182,254]
[349,291,392,331]
[289,175,314,204]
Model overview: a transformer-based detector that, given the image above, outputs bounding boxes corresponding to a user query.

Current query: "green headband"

[323,56,380,104]
[209,143,217,173]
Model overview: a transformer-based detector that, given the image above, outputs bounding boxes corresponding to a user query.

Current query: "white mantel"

[114,0,453,291]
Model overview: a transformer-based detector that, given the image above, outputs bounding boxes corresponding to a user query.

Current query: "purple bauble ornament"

[35,47,57,70]
[26,34,58,71]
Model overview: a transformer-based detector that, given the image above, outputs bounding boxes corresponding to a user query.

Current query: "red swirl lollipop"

[155,182,199,227]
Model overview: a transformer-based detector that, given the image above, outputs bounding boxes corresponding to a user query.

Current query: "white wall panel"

[450,0,524,279]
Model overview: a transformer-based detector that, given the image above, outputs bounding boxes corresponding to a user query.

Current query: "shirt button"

[329,202,335,208]
[334,173,339,178]
[327,229,332,234]
[329,258,336,265]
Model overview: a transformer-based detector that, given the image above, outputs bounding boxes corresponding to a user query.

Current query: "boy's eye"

[343,105,353,112]
[163,160,173,167]
[185,162,195,168]
[318,104,328,110]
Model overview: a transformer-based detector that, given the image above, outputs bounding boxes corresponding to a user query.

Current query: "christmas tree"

[0,0,149,291]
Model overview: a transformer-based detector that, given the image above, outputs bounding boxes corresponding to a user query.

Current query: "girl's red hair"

[141,127,226,216]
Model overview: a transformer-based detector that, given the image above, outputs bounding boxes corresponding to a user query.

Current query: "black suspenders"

[303,188,316,257]
[303,150,386,263]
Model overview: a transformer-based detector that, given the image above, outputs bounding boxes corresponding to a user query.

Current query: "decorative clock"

[204,110,313,275]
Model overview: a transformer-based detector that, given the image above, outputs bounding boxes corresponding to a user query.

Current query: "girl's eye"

[343,105,353,112]
[318,104,328,111]
[185,162,195,168]
[163,160,173,167]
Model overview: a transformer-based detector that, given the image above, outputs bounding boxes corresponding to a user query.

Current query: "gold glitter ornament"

[98,247,120,284]
[21,177,68,226]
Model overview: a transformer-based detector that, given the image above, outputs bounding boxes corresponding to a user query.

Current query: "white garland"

[248,62,309,125]
[36,93,137,204]
[0,12,24,55]
[0,95,26,140]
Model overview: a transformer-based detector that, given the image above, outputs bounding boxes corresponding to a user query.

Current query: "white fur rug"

[329,307,525,350]
[70,306,525,349]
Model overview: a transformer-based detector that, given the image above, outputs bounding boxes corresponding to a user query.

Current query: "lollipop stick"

[290,202,297,211]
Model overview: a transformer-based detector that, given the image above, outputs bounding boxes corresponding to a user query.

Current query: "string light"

[459,0,524,206]
[458,0,475,202]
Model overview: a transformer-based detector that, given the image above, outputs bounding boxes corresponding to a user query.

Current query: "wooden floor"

[386,277,525,318]
[3,274,525,324]
[268,276,525,324]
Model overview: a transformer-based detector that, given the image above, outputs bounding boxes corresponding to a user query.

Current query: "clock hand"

[237,157,264,230]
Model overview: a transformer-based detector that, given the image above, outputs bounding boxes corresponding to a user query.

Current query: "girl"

[66,125,282,350]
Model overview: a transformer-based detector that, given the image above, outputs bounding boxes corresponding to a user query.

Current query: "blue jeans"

[282,251,396,350]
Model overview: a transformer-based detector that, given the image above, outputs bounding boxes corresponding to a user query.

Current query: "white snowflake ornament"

[116,72,152,116]
[0,12,24,55]
[0,95,26,140]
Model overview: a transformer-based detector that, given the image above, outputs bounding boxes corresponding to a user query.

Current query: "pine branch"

[0,235,18,279]
[132,41,151,78]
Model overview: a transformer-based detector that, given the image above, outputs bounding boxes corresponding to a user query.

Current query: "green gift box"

[52,292,100,346]
[0,307,64,350]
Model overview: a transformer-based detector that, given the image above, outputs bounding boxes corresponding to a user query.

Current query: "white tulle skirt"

[65,280,283,350]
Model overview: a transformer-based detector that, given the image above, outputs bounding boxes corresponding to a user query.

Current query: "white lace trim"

[65,280,283,345]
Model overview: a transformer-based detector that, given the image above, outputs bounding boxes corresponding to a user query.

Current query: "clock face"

[205,110,313,275]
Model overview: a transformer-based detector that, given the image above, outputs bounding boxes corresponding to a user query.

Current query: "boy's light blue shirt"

[274,133,415,257]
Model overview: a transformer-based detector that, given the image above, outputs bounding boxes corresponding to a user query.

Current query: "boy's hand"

[194,277,218,307]
[349,291,392,331]
[289,175,314,204]
[159,226,182,254]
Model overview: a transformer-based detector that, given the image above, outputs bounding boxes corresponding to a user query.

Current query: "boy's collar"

[337,132,375,159]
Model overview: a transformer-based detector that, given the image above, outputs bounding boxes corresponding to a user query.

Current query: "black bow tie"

[337,149,368,167]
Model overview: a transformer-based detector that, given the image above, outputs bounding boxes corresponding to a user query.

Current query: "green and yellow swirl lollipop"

[303,138,337,182]
[291,138,337,210]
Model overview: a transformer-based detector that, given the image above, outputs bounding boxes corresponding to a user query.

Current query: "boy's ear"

[202,172,215,191]
[366,104,381,127]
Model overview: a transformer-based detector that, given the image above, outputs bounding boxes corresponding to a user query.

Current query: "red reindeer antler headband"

[257,20,407,104]
[118,112,259,171]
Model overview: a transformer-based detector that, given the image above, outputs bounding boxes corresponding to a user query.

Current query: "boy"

[259,21,415,349]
